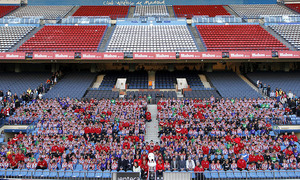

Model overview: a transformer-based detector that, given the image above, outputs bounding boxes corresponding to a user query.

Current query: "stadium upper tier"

[8,6,73,19]
[0,6,18,18]
[269,24,300,51]
[196,25,288,51]
[106,25,198,52]
[173,5,231,18]
[0,26,35,52]
[17,25,107,52]
[133,5,169,17]
[229,4,296,17]
[285,3,300,13]
[72,6,129,19]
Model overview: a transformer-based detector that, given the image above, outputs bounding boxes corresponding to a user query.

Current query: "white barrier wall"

[116,78,127,90]
[177,78,188,90]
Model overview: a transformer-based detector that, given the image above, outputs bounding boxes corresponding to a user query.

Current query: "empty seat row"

[107,25,198,52]
[72,6,129,19]
[173,5,231,18]
[0,5,18,18]
[269,24,300,51]
[133,5,169,17]
[18,25,107,52]
[9,6,73,19]
[285,3,300,13]
[196,25,288,51]
[229,4,296,17]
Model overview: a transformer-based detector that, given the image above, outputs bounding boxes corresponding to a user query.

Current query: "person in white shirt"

[133,162,141,176]
[186,156,195,171]
[270,90,275,98]
[288,90,294,99]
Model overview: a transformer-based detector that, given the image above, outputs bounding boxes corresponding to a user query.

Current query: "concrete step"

[145,105,159,143]
[223,6,240,17]
[237,73,267,98]
[92,75,105,88]
[64,6,80,18]
[128,6,135,18]
[167,5,175,18]
[9,25,44,52]
[260,24,297,51]
[98,26,115,52]
[188,25,206,51]
[199,74,212,89]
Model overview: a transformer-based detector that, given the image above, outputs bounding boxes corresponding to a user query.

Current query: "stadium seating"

[72,6,129,19]
[246,71,300,97]
[229,4,296,17]
[43,72,97,99]
[269,24,300,51]
[133,5,169,17]
[84,90,119,99]
[0,6,18,18]
[9,6,73,19]
[184,90,221,99]
[285,3,300,13]
[0,26,35,52]
[0,72,50,96]
[18,25,107,52]
[206,71,262,98]
[173,5,231,18]
[107,25,198,52]
[126,90,177,103]
[196,25,288,51]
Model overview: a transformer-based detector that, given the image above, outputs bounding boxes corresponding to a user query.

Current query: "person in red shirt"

[16,150,25,162]
[237,157,247,170]
[234,144,240,155]
[156,160,164,179]
[17,131,24,140]
[257,152,264,162]
[51,143,58,152]
[202,145,209,155]
[248,152,257,163]
[140,159,148,179]
[122,140,130,149]
[273,143,281,152]
[194,161,204,180]
[10,156,18,169]
[201,157,209,170]
[134,155,142,166]
[37,158,48,170]
[290,132,298,142]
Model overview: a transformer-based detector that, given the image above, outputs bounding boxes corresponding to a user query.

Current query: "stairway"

[127,6,135,18]
[188,25,206,51]
[199,74,212,89]
[145,105,160,143]
[148,71,155,89]
[223,6,240,17]
[9,25,44,52]
[92,75,105,88]
[260,24,297,51]
[64,6,80,18]
[167,5,175,18]
[237,73,267,98]
[98,26,115,52]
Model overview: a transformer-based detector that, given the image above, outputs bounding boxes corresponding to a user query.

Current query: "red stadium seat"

[196,25,288,51]
[72,6,130,19]
[18,25,107,52]
[285,3,300,13]
[173,5,231,18]
[0,6,18,18]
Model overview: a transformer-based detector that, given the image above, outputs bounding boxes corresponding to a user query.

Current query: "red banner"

[179,52,202,59]
[250,51,272,59]
[133,52,155,59]
[0,52,26,59]
[102,53,124,60]
[32,52,54,59]
[278,51,300,59]
[201,52,222,59]
[54,52,74,59]
[81,52,103,60]
[154,52,176,59]
[229,52,251,59]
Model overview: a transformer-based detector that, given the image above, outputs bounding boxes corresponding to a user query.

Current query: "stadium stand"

[107,25,198,52]
[133,5,169,17]
[184,90,221,99]
[0,26,35,52]
[17,25,107,52]
[98,71,148,90]
[247,71,300,98]
[9,6,73,19]
[196,24,288,51]
[84,90,119,99]
[72,6,129,19]
[285,3,300,13]
[173,5,231,18]
[43,72,97,99]
[0,6,18,18]
[206,71,262,98]
[0,72,50,96]
[126,91,177,103]
[269,24,300,51]
[229,4,296,17]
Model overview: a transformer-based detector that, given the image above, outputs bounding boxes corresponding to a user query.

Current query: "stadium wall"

[27,0,276,6]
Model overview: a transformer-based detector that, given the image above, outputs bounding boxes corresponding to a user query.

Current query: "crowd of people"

[0,95,298,177]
